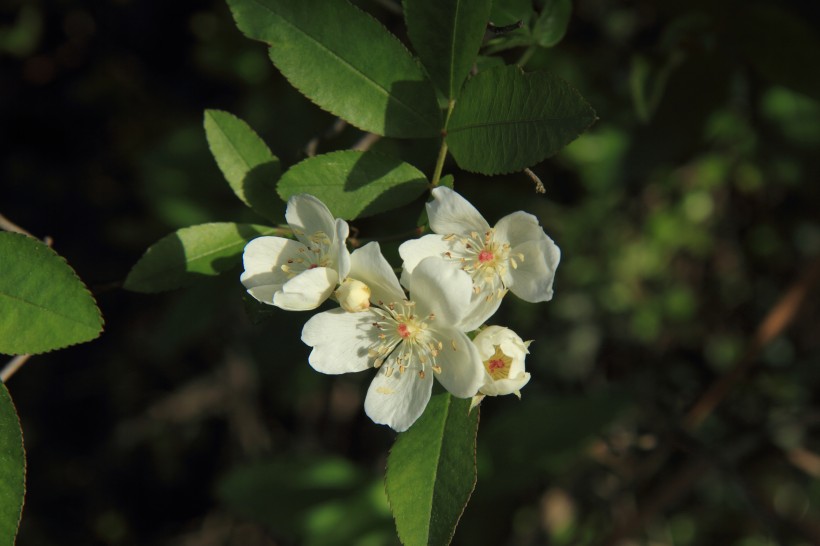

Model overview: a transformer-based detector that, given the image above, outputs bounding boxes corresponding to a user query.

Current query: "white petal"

[364,361,434,432]
[460,294,503,332]
[334,218,351,279]
[428,187,490,235]
[509,238,561,303]
[433,329,484,398]
[240,237,305,303]
[273,267,338,310]
[480,372,531,397]
[398,234,451,275]
[285,194,337,246]
[302,308,381,374]
[493,211,546,248]
[348,242,405,305]
[406,257,473,326]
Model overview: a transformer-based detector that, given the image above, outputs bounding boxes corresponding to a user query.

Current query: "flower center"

[280,230,332,278]
[368,301,447,380]
[442,229,524,302]
[484,345,512,380]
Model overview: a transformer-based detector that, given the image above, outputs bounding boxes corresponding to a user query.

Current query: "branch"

[0,355,32,383]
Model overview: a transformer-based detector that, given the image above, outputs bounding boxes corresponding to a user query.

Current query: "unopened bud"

[336,278,371,312]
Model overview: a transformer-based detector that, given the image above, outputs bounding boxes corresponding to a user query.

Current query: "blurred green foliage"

[2,0,819,545]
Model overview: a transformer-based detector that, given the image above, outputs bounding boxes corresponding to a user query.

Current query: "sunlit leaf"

[446,65,596,174]
[124,223,285,293]
[277,151,429,220]
[0,383,24,546]
[404,0,492,99]
[204,109,282,222]
[0,232,103,355]
[532,0,572,48]
[386,393,479,546]
[227,0,442,137]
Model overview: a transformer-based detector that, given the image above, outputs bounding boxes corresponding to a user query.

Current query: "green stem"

[516,46,536,68]
[431,100,456,187]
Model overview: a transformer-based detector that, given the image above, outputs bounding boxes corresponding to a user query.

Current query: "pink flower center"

[478,250,494,263]
[308,264,318,269]
[397,323,411,339]
[487,359,505,372]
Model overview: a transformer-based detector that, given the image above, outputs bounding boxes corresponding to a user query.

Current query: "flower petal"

[398,234,451,276]
[508,238,561,303]
[364,362,434,432]
[349,242,405,305]
[302,308,381,374]
[273,266,338,310]
[334,218,351,279]
[480,372,530,397]
[460,294,503,332]
[406,257,473,326]
[241,236,305,303]
[493,211,546,248]
[285,194,337,246]
[433,329,484,398]
[428,187,490,236]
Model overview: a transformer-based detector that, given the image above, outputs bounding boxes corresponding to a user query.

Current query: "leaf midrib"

[425,394,452,543]
[0,290,100,331]
[248,0,435,130]
[134,225,282,284]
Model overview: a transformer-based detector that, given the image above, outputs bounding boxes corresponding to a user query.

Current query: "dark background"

[2,0,820,544]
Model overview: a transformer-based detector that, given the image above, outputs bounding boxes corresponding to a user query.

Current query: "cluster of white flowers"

[241,188,560,432]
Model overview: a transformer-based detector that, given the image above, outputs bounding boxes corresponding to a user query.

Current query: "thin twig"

[523,168,546,193]
[1,355,32,382]
[304,118,348,157]
[683,255,820,431]
[350,132,381,152]
[0,213,34,237]
[599,256,820,544]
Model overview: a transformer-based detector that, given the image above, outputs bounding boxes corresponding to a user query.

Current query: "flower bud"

[335,278,371,313]
[472,326,531,399]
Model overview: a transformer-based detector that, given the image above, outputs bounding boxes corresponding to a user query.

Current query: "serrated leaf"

[404,0,492,99]
[0,383,24,546]
[0,232,103,355]
[386,393,479,546]
[204,109,282,222]
[124,223,284,293]
[532,0,571,48]
[446,66,596,174]
[277,151,429,220]
[228,0,442,138]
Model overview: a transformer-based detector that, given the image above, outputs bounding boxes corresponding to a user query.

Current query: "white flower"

[241,194,350,311]
[301,242,484,432]
[470,326,532,409]
[399,187,561,331]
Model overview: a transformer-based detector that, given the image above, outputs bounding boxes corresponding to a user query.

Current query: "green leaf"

[490,0,534,26]
[446,65,596,175]
[204,109,282,222]
[218,456,393,546]
[124,223,285,293]
[404,0,493,99]
[0,232,103,355]
[532,0,572,48]
[0,383,24,546]
[386,393,479,546]
[277,151,429,220]
[227,0,442,137]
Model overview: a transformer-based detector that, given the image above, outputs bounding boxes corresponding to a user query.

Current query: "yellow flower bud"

[335,278,371,313]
